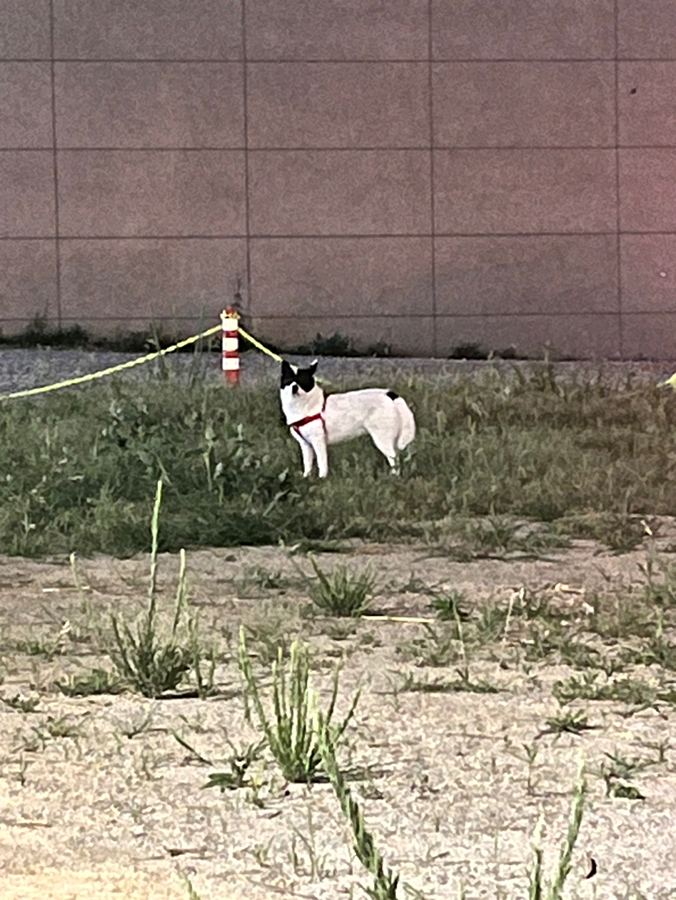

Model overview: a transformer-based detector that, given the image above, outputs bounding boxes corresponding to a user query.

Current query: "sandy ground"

[2,533,676,899]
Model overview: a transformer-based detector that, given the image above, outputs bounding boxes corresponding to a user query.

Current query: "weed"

[202,738,266,791]
[12,633,65,659]
[290,809,334,880]
[5,365,676,556]
[303,557,376,617]
[528,760,587,899]
[399,669,498,695]
[316,713,402,900]
[639,544,676,608]
[106,480,210,698]
[115,708,157,739]
[553,672,676,707]
[32,714,84,745]
[235,565,293,597]
[506,741,540,796]
[1,694,40,713]
[397,623,460,667]
[428,589,469,622]
[241,613,297,666]
[294,332,358,357]
[238,627,359,783]
[539,709,595,737]
[178,870,204,900]
[56,668,125,696]
[593,750,655,800]
[637,738,670,763]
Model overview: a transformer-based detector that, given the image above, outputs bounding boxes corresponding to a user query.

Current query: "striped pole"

[221,307,240,386]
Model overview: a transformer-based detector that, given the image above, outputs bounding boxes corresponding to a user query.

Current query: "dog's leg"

[312,433,329,478]
[315,438,329,478]
[292,432,315,477]
[368,431,398,474]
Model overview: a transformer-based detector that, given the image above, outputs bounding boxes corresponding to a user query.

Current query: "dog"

[280,359,416,478]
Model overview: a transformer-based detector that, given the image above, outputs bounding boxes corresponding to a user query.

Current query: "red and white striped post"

[221,307,240,386]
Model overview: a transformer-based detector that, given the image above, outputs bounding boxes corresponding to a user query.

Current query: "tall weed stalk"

[108,479,211,698]
[238,627,359,782]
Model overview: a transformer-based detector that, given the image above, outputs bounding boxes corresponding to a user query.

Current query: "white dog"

[280,359,416,478]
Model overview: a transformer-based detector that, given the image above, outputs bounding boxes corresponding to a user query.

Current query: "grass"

[4,358,676,896]
[55,668,125,696]
[528,759,588,900]
[105,479,214,698]
[302,557,376,617]
[238,628,360,783]
[2,361,676,556]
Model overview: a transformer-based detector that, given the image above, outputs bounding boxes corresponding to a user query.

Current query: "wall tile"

[53,0,243,60]
[246,0,428,60]
[432,0,615,60]
[434,149,617,233]
[0,239,57,321]
[0,150,55,236]
[620,150,676,231]
[0,0,50,59]
[55,63,244,148]
[618,0,676,59]
[619,63,676,146]
[435,235,618,315]
[250,236,432,316]
[60,237,246,321]
[58,150,246,236]
[249,150,431,235]
[0,62,52,147]
[252,314,435,356]
[622,313,676,359]
[248,62,428,148]
[433,62,614,147]
[621,234,676,312]
[436,313,621,359]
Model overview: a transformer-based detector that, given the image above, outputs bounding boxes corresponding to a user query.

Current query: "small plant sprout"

[238,627,359,782]
[106,480,211,698]
[303,557,376,617]
[528,755,587,900]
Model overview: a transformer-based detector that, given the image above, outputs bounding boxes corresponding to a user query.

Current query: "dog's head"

[280,359,318,396]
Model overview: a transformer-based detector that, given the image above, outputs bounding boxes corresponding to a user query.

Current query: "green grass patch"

[1,364,676,556]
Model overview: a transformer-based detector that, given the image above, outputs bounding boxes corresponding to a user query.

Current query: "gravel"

[0,347,675,399]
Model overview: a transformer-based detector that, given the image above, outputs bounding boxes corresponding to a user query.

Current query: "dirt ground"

[2,532,676,900]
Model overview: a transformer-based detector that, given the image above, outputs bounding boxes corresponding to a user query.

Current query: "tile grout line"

[48,0,62,327]
[242,0,252,322]
[6,230,676,241]
[428,0,437,357]
[9,55,676,63]
[1,144,675,152]
[614,0,624,359]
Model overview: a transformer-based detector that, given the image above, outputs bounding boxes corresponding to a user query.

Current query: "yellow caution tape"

[239,325,283,363]
[0,324,221,401]
[0,316,294,403]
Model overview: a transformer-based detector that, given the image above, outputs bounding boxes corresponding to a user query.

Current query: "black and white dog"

[280,359,416,478]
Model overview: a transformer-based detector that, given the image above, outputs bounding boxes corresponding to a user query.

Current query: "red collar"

[290,394,327,433]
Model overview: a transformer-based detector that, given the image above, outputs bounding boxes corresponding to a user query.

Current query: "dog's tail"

[386,391,416,451]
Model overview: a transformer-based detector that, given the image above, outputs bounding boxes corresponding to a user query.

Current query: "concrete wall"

[1,1,676,358]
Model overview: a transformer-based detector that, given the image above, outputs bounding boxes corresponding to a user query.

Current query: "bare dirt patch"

[2,532,676,899]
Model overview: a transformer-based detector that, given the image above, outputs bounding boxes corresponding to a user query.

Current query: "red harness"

[290,395,327,442]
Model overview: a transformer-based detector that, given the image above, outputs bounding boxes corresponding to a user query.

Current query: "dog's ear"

[280,359,296,388]
[309,359,318,374]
